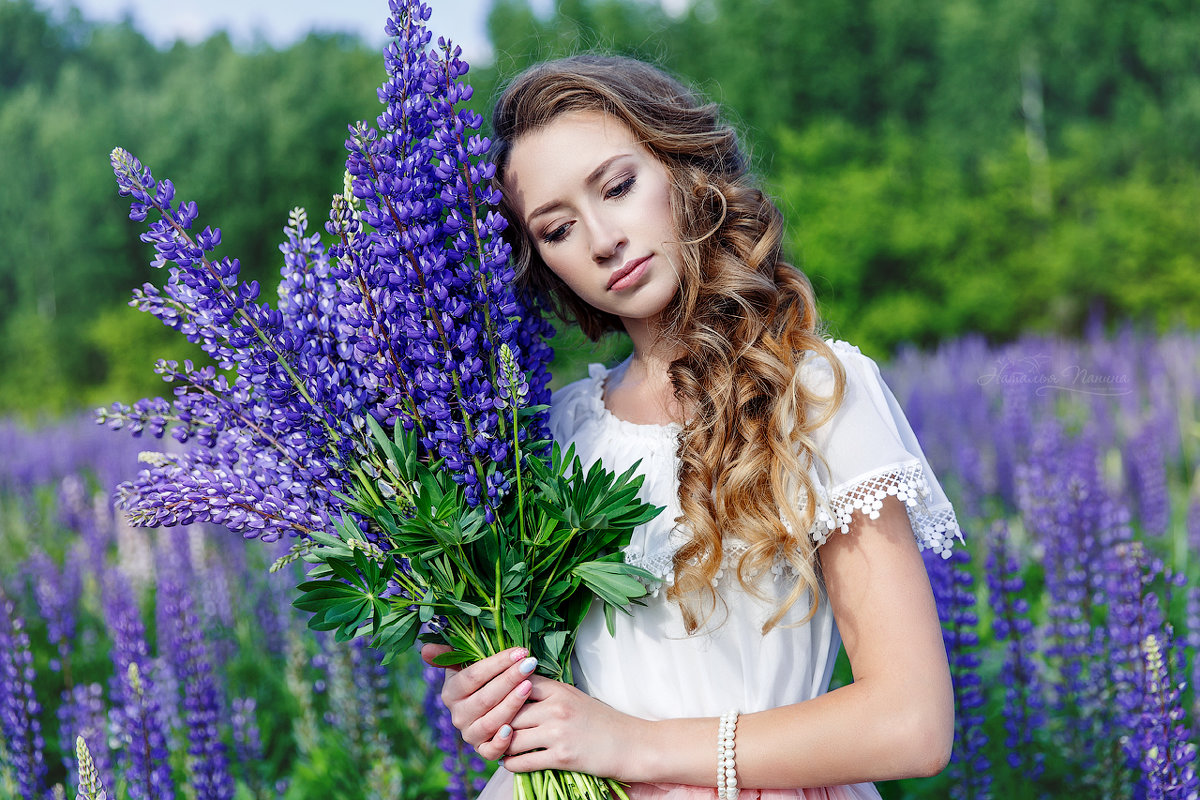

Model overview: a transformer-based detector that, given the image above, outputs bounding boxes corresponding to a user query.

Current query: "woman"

[423,54,961,799]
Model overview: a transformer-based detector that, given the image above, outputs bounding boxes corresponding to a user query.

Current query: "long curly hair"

[490,55,847,633]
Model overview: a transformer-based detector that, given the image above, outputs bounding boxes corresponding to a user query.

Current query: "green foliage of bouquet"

[296,408,662,670]
[295,398,663,798]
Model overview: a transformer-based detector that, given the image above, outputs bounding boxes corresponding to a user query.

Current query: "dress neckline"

[586,362,683,437]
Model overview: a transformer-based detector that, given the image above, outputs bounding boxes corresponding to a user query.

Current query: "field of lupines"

[1,320,1197,799]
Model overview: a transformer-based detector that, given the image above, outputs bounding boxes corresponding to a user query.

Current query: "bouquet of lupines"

[101,1,662,798]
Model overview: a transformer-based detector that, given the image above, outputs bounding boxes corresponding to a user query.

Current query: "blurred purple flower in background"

[985,520,1045,779]
[0,593,48,800]
[102,570,175,800]
[925,548,989,799]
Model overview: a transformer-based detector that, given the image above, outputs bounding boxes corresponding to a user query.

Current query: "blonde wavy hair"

[490,55,847,633]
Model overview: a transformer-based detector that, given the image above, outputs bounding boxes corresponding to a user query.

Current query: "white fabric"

[476,338,962,798]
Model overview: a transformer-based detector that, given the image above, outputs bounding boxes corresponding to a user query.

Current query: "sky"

[34,0,556,63]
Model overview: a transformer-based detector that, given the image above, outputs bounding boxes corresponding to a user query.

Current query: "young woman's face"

[504,110,682,328]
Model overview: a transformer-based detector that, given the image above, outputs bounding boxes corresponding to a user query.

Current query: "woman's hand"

[420,644,538,760]
[497,676,647,780]
[420,644,650,780]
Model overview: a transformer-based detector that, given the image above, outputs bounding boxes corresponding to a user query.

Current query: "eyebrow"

[524,153,631,226]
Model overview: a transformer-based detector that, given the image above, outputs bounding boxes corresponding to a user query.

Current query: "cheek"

[647,184,678,239]
[541,253,594,298]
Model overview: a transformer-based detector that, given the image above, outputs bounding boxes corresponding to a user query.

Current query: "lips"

[607,256,651,291]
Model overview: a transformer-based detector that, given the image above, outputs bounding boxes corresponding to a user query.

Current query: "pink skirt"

[625,784,880,799]
[476,767,882,800]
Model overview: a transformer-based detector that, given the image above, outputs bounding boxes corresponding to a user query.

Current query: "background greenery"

[1,0,1198,417]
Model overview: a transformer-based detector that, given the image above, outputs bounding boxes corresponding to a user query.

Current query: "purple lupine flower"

[104,148,347,543]
[992,372,1036,510]
[1124,413,1172,538]
[58,683,112,791]
[27,548,83,674]
[924,548,989,799]
[0,415,142,500]
[984,520,1045,780]
[230,696,264,793]
[1187,586,1200,741]
[1105,536,1199,797]
[76,735,109,800]
[1015,418,1125,767]
[102,570,174,800]
[334,0,553,515]
[104,0,553,548]
[1105,538,1168,793]
[157,568,234,800]
[1137,631,1200,798]
[349,637,391,756]
[148,654,185,752]
[193,538,237,667]
[57,475,119,571]
[255,548,301,658]
[0,593,48,800]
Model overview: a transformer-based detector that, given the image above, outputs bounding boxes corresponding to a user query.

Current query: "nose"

[589,214,626,263]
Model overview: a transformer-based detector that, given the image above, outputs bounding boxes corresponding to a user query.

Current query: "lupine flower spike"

[75,736,108,800]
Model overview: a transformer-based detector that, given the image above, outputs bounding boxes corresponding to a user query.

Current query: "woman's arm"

[424,494,954,787]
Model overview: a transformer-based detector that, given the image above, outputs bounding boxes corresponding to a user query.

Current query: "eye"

[541,222,571,245]
[605,175,636,199]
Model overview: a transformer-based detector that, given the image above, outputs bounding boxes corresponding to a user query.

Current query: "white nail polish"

[518,656,538,675]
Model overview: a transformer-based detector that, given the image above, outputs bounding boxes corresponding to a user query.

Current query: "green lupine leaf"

[324,600,368,625]
[447,598,482,616]
[295,580,361,596]
[431,650,475,667]
[306,610,334,631]
[373,612,420,659]
[326,558,364,586]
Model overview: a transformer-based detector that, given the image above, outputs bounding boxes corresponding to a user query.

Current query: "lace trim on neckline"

[621,460,964,590]
[584,363,682,438]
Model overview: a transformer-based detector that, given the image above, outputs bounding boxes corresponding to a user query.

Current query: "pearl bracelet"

[717,709,739,799]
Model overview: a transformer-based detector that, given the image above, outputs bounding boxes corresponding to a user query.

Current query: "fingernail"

[517,679,532,696]
[510,648,529,663]
[518,656,538,675]
[498,724,513,739]
[498,758,505,768]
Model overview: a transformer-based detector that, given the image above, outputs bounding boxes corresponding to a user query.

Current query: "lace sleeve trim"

[811,459,963,559]
[622,459,964,589]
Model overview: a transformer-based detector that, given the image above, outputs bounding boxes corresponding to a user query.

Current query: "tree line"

[1,0,1197,416]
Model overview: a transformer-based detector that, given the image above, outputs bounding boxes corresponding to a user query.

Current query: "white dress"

[478,339,963,799]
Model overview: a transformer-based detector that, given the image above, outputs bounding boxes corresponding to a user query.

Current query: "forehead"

[504,111,646,216]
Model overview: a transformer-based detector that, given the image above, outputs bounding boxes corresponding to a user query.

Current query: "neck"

[612,314,688,425]
[621,315,681,379]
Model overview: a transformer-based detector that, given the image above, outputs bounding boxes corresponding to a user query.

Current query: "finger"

[421,643,453,667]
[476,721,515,762]
[460,676,532,753]
[498,745,562,775]
[443,651,540,738]
[471,679,533,759]
[524,675,557,702]
[443,647,535,704]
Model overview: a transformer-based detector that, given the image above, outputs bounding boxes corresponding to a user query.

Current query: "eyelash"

[540,175,638,245]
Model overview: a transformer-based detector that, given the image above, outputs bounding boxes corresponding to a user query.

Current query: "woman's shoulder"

[546,363,609,444]
[796,337,874,390]
[797,337,965,559]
